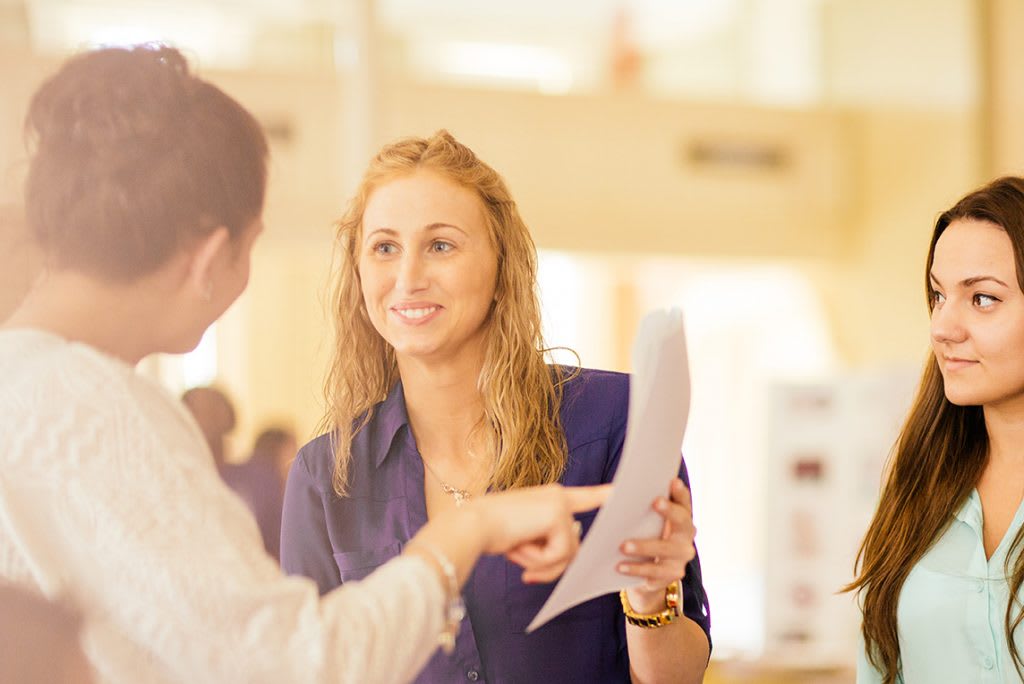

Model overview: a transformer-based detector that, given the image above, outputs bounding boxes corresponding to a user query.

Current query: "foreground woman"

[0,46,605,684]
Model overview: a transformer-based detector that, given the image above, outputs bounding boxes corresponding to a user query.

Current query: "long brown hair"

[846,176,1024,682]
[321,130,572,496]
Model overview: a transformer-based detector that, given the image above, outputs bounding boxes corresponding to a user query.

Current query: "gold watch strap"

[620,579,682,628]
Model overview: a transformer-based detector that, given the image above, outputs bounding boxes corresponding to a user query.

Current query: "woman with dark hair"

[281,131,711,682]
[849,177,1024,682]
[0,45,606,683]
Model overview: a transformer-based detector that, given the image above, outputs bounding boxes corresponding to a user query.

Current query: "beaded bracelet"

[411,540,466,654]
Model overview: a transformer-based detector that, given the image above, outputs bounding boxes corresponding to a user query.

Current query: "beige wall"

[0,53,53,322]
[378,82,854,259]
[816,110,980,367]
[988,0,1024,176]
[0,204,41,322]
[0,50,58,205]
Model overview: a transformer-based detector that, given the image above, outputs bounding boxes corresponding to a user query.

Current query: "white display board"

[762,367,917,667]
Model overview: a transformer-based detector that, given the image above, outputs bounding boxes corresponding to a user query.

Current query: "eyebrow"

[363,223,468,242]
[928,273,1011,288]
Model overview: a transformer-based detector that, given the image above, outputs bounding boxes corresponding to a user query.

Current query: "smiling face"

[358,169,499,366]
[929,218,1024,410]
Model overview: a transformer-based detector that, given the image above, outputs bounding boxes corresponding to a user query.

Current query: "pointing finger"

[564,484,612,513]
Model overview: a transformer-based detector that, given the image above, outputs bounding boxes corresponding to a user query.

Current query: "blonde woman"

[0,46,607,684]
[281,131,712,682]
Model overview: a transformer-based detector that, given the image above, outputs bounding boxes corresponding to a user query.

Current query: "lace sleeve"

[2,373,445,684]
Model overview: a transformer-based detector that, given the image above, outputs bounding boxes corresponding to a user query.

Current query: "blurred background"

[2,1,1023,680]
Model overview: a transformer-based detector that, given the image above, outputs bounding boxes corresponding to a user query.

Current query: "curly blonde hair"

[321,130,573,496]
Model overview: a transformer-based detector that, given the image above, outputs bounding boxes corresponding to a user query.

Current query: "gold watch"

[619,579,682,628]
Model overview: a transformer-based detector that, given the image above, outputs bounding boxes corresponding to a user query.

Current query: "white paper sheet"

[526,308,691,632]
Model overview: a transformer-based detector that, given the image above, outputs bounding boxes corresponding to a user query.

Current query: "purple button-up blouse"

[281,368,711,683]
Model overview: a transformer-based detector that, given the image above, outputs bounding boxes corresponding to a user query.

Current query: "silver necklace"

[422,458,472,507]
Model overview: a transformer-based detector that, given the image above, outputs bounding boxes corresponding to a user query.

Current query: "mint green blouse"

[858,489,1024,683]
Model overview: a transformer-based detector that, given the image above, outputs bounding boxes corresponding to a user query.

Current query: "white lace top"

[0,329,444,684]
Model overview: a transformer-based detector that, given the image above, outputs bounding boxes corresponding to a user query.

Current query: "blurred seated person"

[223,426,297,560]
[181,385,236,470]
[182,388,293,559]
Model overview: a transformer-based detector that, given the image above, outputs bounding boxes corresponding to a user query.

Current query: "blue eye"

[974,293,998,308]
[373,242,398,255]
[431,240,454,253]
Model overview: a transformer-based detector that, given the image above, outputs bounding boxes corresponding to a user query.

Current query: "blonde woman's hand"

[470,483,610,584]
[617,477,696,610]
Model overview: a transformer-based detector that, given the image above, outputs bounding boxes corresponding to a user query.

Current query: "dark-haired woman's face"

[172,218,262,354]
[212,219,261,311]
[930,219,1024,411]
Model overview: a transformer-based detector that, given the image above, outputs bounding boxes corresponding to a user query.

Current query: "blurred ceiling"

[0,0,979,108]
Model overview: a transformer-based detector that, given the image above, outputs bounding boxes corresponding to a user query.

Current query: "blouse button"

[982,655,995,670]
[466,669,480,681]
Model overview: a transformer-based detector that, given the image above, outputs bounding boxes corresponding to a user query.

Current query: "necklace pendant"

[440,482,471,507]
